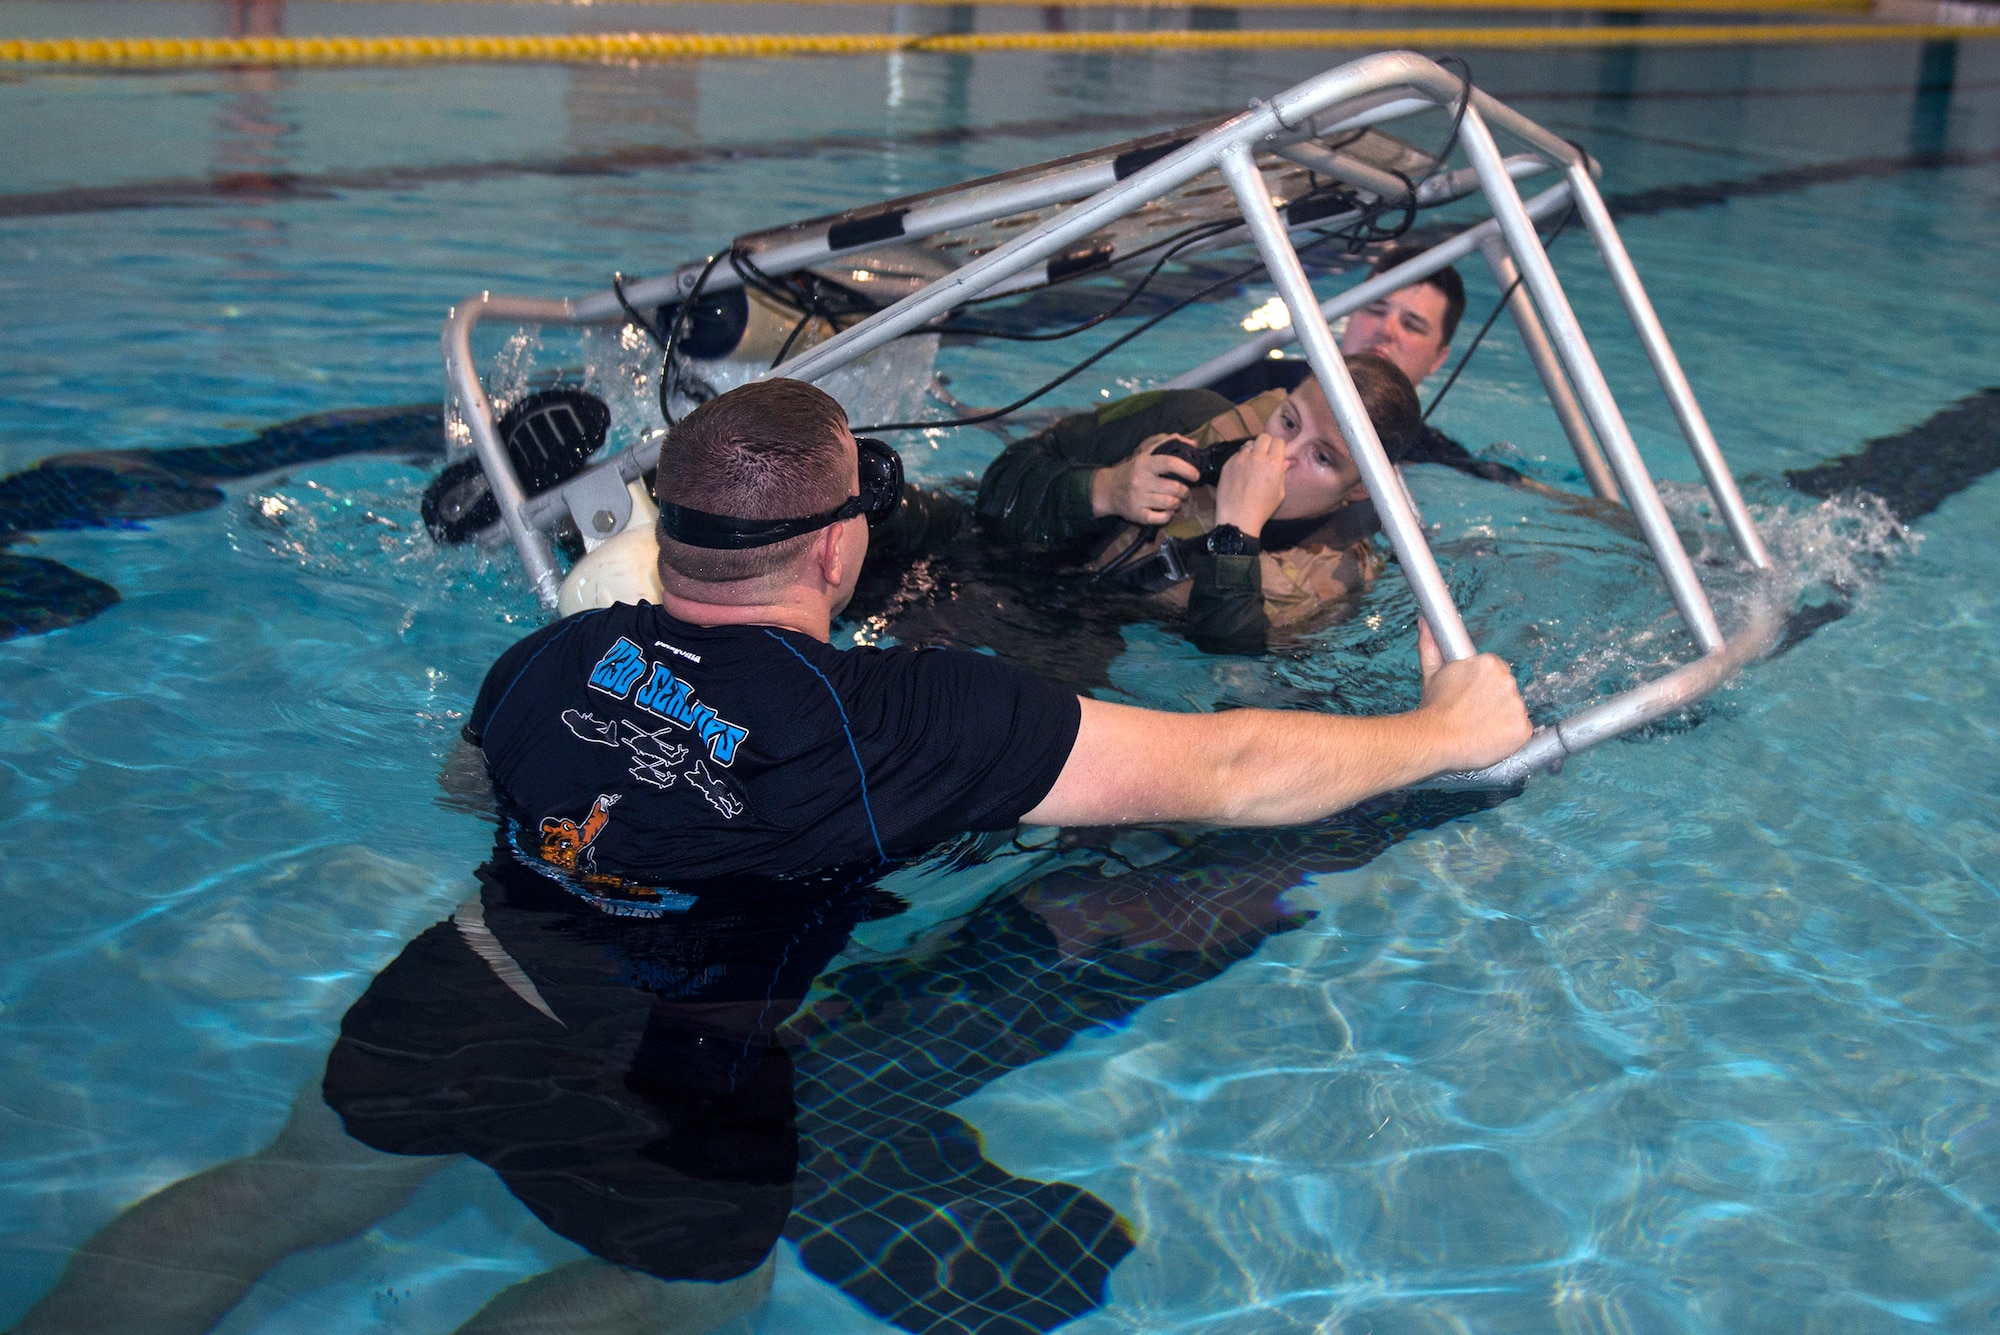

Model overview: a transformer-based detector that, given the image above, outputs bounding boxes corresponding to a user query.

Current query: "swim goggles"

[657,437,904,550]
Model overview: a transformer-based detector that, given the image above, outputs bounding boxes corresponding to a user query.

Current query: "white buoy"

[557,481,665,615]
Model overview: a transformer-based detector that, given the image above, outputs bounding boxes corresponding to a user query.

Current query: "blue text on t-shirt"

[587,637,749,766]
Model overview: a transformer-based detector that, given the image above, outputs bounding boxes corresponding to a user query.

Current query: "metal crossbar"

[441,49,1779,787]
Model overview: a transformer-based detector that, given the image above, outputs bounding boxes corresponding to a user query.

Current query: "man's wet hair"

[1341,352,1423,463]
[1371,247,1466,346]
[656,379,853,583]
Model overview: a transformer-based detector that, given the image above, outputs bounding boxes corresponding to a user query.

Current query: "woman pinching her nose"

[976,352,1420,654]
[1210,432,1290,541]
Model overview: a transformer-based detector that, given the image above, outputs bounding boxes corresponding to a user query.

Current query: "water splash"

[444,328,547,463]
[234,463,534,622]
[1666,479,1917,669]
[1269,476,1917,726]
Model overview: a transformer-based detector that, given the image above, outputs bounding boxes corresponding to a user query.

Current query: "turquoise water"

[4,29,2000,1333]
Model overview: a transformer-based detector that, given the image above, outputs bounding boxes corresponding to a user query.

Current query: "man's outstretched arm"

[1023,626,1530,828]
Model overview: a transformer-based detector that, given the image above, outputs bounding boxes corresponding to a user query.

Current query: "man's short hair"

[656,379,853,584]
[1342,352,1424,463]
[1371,247,1466,346]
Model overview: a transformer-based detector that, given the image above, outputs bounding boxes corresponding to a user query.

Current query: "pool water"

[4,26,2000,1334]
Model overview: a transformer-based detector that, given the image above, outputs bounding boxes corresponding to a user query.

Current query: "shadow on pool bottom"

[773,789,1516,1332]
[308,785,1506,1335]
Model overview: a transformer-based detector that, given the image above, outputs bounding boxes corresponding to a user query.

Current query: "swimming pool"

[4,24,2000,1332]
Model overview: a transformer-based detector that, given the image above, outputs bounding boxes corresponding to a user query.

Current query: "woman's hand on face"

[1213,433,1287,536]
[1091,435,1202,525]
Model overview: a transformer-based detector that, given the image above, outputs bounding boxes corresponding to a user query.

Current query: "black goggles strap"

[657,437,902,550]
[659,495,866,550]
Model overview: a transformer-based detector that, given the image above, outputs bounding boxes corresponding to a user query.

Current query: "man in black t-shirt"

[460,595,1077,906]
[13,380,1530,1335]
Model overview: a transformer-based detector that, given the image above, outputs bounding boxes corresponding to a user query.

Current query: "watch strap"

[1206,523,1261,557]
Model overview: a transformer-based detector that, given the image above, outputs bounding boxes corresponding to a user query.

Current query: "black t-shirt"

[464,604,1081,911]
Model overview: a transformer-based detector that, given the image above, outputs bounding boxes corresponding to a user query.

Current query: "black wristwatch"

[1205,523,1260,557]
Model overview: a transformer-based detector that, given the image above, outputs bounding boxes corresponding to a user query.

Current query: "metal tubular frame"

[1477,235,1620,502]
[441,50,1776,787]
[1564,161,1773,569]
[1452,101,1726,653]
[1216,139,1476,662]
[442,293,575,605]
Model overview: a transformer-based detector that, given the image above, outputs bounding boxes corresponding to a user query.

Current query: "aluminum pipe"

[1216,140,1476,663]
[441,292,576,606]
[1427,597,1782,789]
[1477,236,1620,502]
[1564,162,1772,569]
[1454,103,1725,654]
[778,52,1484,388]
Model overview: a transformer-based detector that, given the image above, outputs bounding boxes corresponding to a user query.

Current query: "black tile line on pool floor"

[1,73,1995,220]
[762,390,2000,1334]
[776,793,1501,1334]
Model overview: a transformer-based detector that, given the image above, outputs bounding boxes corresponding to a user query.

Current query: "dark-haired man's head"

[1338,250,1464,386]
[655,379,862,604]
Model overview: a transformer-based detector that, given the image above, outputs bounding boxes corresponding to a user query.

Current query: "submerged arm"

[1181,549,1269,654]
[974,411,1120,547]
[1023,626,1529,827]
[865,482,974,563]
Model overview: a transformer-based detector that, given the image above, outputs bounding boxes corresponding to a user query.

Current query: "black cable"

[860,64,1480,431]
[1421,202,1577,423]
[936,219,1240,342]
[852,249,1280,432]
[771,308,816,370]
[658,250,725,426]
[1314,57,1475,257]
[852,205,1419,435]
[1433,56,1477,182]
[1421,275,1519,424]
[1092,524,1159,579]
[728,247,801,314]
[612,272,669,349]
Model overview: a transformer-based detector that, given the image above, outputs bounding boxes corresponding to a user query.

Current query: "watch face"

[1207,525,1243,556]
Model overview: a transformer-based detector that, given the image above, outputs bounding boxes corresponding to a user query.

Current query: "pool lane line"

[4,112,1996,221]
[0,104,1217,219]
[3,23,1996,67]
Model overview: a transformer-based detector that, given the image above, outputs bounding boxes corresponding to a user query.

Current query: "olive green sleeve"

[1182,548,1269,654]
[974,389,1233,549]
[865,482,973,563]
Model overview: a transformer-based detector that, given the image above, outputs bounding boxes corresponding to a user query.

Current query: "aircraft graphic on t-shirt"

[620,720,690,791]
[562,705,727,807]
[561,709,618,746]
[683,758,744,819]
